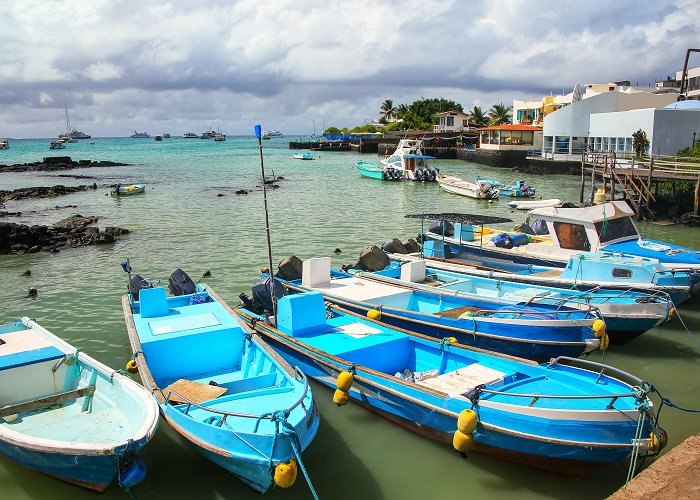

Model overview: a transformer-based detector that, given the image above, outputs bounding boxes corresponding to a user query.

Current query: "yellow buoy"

[333,389,349,406]
[367,309,381,320]
[649,429,668,452]
[592,319,606,338]
[452,430,474,453]
[336,371,354,392]
[125,359,138,374]
[447,337,457,344]
[457,409,477,435]
[600,333,610,351]
[273,458,297,488]
[668,307,676,319]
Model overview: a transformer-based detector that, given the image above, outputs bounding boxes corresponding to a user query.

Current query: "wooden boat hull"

[236,299,654,476]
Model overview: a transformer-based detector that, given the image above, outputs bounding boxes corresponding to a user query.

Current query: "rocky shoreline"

[0,215,129,254]
[0,156,129,173]
[0,184,98,209]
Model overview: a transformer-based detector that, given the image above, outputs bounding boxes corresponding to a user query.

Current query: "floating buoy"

[452,430,474,453]
[367,309,381,320]
[28,287,38,298]
[592,319,606,338]
[457,409,477,435]
[202,270,211,277]
[126,359,138,374]
[600,333,610,351]
[668,307,676,319]
[649,428,668,452]
[119,459,147,489]
[274,458,297,488]
[336,371,354,392]
[333,389,349,406]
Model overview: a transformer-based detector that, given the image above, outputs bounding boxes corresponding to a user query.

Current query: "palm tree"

[395,104,408,120]
[488,103,512,126]
[380,99,396,122]
[468,106,488,127]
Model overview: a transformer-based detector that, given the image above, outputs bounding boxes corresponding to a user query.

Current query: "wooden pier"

[581,152,700,220]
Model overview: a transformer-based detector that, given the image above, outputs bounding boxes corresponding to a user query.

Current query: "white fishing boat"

[437,175,498,199]
[262,130,283,139]
[50,140,66,149]
[182,132,198,139]
[380,139,439,181]
[130,131,150,138]
[508,198,562,210]
[0,139,9,150]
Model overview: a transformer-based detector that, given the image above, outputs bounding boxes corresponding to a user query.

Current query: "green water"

[1,138,699,499]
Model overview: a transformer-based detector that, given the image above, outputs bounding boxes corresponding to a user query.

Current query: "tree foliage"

[487,103,512,126]
[469,106,488,127]
[632,129,649,157]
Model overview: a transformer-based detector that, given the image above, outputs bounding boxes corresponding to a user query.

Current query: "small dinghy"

[236,291,667,476]
[437,175,498,199]
[0,318,158,492]
[293,152,314,160]
[112,183,145,196]
[507,198,562,210]
[121,268,319,494]
[356,160,385,180]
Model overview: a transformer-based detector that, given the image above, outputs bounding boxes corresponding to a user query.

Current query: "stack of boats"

[2,199,695,493]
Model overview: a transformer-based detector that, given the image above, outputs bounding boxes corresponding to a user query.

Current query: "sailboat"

[59,105,91,141]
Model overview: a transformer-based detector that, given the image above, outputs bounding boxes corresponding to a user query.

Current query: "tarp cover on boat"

[405,213,513,225]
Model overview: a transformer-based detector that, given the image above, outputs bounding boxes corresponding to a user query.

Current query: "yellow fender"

[452,430,474,453]
[592,319,606,338]
[336,371,354,392]
[274,458,297,488]
[457,409,477,435]
[125,359,138,374]
[367,309,381,320]
[600,333,610,351]
[333,389,349,406]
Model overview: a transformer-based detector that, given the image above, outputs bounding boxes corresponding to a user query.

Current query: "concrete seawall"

[609,434,700,499]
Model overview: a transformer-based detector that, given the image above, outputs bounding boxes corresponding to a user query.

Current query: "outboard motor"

[513,223,535,235]
[355,245,390,271]
[403,238,421,253]
[129,274,153,301]
[428,220,454,237]
[381,238,408,255]
[251,276,286,313]
[532,219,549,235]
[168,268,196,296]
[276,255,303,281]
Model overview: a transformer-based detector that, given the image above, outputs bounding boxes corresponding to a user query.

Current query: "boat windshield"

[594,217,639,243]
[553,222,591,251]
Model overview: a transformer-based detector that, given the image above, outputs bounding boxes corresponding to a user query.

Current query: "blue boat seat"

[140,288,170,318]
[277,292,328,338]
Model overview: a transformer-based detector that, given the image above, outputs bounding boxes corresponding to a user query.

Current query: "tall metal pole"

[254,125,277,320]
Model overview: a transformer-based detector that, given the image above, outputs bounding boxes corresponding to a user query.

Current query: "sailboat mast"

[64,105,71,133]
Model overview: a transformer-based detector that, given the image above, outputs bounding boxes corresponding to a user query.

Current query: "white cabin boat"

[0,139,9,150]
[437,175,498,199]
[380,139,439,181]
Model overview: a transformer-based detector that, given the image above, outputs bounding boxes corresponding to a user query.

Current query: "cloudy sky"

[0,0,697,138]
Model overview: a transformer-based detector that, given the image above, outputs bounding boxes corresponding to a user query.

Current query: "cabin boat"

[183,132,198,139]
[0,318,158,492]
[263,130,283,139]
[121,282,319,494]
[380,139,439,181]
[496,180,536,198]
[154,135,163,141]
[235,291,663,476]
[272,257,601,360]
[437,175,498,199]
[50,140,66,150]
[355,161,384,179]
[355,260,673,343]
[423,202,700,271]
[0,139,9,150]
[130,131,150,138]
[214,132,226,141]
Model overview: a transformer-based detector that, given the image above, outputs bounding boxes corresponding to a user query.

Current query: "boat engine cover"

[168,268,196,296]
[355,245,390,272]
[276,255,303,281]
[130,274,153,301]
[428,221,454,237]
[403,238,421,253]
[252,276,286,313]
[382,238,408,255]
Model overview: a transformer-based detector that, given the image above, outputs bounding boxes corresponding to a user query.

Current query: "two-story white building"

[433,111,471,133]
[676,65,700,100]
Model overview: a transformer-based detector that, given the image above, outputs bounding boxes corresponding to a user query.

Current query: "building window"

[553,222,591,251]
[447,117,454,127]
[463,119,468,127]
[602,137,609,150]
[625,138,633,152]
[555,136,570,153]
[611,138,617,151]
[617,138,625,152]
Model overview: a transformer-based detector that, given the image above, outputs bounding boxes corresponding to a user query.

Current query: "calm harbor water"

[1,137,699,499]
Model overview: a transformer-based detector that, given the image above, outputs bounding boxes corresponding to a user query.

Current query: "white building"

[588,102,700,155]
[433,111,470,133]
[513,94,573,126]
[479,125,543,150]
[675,65,700,100]
[542,90,677,155]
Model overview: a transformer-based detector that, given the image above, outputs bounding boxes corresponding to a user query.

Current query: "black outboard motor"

[251,276,286,313]
[276,255,303,281]
[354,245,391,272]
[168,268,196,296]
[428,220,454,237]
[129,274,153,301]
[381,238,408,255]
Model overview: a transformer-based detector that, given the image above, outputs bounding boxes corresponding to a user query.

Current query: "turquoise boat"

[293,153,314,160]
[236,292,666,476]
[121,281,319,494]
[0,318,159,492]
[356,160,384,180]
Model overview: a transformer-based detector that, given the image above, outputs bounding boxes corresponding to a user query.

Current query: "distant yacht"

[200,128,215,139]
[50,140,66,149]
[154,135,163,141]
[61,105,91,140]
[131,131,150,138]
[162,133,171,139]
[0,139,10,150]
[214,132,226,141]
[263,130,283,139]
[183,132,198,138]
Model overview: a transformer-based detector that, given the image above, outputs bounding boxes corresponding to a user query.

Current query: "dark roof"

[405,213,513,224]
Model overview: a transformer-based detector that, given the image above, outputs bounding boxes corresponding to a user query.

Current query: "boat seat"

[435,305,482,318]
[0,386,95,418]
[0,329,65,371]
[162,378,227,405]
[417,364,505,397]
[140,287,170,318]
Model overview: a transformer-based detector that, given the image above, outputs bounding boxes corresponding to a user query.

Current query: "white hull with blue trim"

[0,318,158,492]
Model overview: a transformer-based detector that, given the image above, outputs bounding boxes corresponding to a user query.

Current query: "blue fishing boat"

[268,257,602,360]
[0,318,158,492]
[121,274,319,494]
[356,160,384,180]
[293,152,314,160]
[422,202,700,271]
[235,292,666,475]
[497,180,536,198]
[354,260,674,344]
